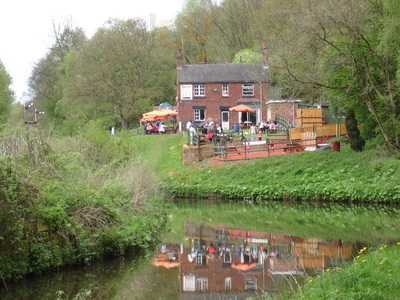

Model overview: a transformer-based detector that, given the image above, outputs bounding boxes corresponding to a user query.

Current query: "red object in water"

[331,141,341,152]
[207,245,216,254]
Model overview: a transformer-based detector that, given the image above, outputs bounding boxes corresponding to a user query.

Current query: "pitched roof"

[178,63,268,83]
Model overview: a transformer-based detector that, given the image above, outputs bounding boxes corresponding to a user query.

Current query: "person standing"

[186,120,192,131]
[189,124,197,145]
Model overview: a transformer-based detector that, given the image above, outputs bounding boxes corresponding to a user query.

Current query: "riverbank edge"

[282,243,400,300]
[164,183,400,205]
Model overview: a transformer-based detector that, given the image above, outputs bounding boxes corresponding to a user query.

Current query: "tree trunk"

[121,118,129,129]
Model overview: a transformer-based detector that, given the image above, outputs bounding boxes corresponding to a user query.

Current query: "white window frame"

[181,84,193,100]
[196,277,208,292]
[224,277,232,291]
[194,108,205,122]
[183,275,196,292]
[193,84,206,97]
[242,83,255,97]
[222,83,229,97]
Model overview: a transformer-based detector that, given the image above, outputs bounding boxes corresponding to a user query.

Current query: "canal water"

[1,222,367,300]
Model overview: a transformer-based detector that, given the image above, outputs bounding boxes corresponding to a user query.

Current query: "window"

[224,277,232,291]
[245,278,257,291]
[222,83,229,96]
[181,84,193,100]
[242,84,255,97]
[196,278,208,292]
[194,108,205,121]
[183,275,196,292]
[194,84,206,97]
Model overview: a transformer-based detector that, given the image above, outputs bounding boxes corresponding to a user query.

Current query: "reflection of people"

[207,243,216,255]
[111,126,115,136]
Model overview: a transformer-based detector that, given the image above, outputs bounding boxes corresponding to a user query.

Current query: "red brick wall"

[177,82,268,128]
[180,249,271,293]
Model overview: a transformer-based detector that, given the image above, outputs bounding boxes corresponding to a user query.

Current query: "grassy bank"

[0,125,168,281]
[165,146,400,204]
[164,203,400,244]
[279,243,400,300]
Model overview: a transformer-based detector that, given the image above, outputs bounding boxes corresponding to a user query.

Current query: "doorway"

[221,110,230,130]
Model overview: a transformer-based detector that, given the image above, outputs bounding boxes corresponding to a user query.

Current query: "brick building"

[178,223,357,299]
[176,49,269,131]
[266,99,303,126]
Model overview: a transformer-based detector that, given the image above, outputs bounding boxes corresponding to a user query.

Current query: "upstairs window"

[242,84,255,97]
[194,108,205,122]
[222,83,229,96]
[181,85,193,100]
[194,84,206,97]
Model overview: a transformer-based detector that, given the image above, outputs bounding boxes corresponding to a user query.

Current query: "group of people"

[258,120,279,133]
[186,120,224,145]
[186,241,275,267]
[144,121,167,135]
[185,119,281,144]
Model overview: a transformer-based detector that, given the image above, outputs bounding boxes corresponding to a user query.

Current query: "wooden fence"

[290,123,347,141]
[296,108,324,128]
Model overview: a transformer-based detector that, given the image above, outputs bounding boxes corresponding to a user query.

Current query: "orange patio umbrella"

[231,263,257,271]
[229,104,256,113]
[141,109,177,121]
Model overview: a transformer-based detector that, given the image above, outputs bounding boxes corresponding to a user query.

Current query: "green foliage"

[286,244,400,300]
[165,203,400,244]
[0,61,13,126]
[0,127,168,281]
[165,147,400,204]
[29,26,86,126]
[345,110,365,152]
[233,49,262,64]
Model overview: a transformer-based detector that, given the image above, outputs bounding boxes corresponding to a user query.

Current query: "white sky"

[0,0,184,102]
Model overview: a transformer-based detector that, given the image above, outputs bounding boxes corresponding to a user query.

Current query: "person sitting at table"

[158,122,166,134]
[145,122,153,135]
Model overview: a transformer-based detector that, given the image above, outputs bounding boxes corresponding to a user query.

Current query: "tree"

[233,49,262,64]
[29,25,86,125]
[0,61,13,125]
[345,110,365,152]
[65,19,157,129]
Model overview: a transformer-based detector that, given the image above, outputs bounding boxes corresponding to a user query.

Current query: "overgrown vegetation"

[166,146,400,204]
[0,61,13,126]
[0,125,167,281]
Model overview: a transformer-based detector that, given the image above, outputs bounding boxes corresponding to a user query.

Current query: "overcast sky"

[0,0,184,102]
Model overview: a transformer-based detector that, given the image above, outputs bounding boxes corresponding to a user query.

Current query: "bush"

[0,128,168,281]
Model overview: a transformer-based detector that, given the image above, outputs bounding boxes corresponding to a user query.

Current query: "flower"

[358,246,368,254]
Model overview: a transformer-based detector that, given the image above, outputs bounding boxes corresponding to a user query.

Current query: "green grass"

[165,146,400,204]
[283,244,400,300]
[164,203,400,244]
[130,133,185,175]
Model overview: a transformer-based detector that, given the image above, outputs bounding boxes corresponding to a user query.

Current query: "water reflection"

[2,223,364,300]
[154,223,362,300]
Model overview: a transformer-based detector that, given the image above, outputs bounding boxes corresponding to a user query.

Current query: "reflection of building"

[154,224,361,299]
